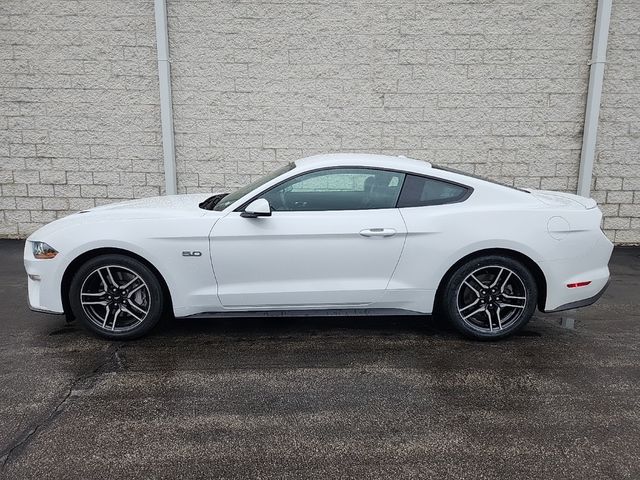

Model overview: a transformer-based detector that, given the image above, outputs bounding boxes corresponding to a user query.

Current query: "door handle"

[359,228,396,237]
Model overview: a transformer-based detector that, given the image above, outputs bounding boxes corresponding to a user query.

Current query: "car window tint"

[397,174,469,207]
[262,168,405,211]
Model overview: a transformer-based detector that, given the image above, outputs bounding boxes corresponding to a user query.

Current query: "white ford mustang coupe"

[24,154,613,340]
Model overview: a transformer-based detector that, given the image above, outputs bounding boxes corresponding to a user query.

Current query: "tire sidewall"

[69,254,165,340]
[443,255,538,340]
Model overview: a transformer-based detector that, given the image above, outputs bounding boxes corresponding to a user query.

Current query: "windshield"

[212,163,295,211]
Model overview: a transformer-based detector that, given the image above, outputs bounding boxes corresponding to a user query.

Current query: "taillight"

[567,281,591,288]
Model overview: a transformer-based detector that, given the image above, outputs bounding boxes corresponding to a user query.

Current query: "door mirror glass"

[241,198,271,218]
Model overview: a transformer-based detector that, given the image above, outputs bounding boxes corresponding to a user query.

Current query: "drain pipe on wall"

[577,0,612,198]
[154,0,178,195]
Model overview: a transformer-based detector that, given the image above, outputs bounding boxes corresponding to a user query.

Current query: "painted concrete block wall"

[1,0,639,244]
[0,0,164,238]
[168,0,597,200]
[593,0,640,244]
[166,0,637,244]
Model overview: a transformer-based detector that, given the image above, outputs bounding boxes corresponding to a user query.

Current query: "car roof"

[295,153,433,174]
[292,153,533,200]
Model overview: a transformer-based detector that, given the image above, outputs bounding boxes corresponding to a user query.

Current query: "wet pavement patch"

[48,325,78,336]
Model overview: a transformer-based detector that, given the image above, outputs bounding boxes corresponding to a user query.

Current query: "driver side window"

[262,168,405,211]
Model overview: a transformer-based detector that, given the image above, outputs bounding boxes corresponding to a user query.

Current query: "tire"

[441,255,538,340]
[69,254,165,340]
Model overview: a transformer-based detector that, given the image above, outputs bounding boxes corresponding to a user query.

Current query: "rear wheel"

[442,255,538,340]
[69,254,165,340]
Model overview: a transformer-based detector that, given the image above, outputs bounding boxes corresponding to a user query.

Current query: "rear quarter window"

[397,175,471,207]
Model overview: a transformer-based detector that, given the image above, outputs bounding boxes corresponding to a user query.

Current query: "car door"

[210,167,408,308]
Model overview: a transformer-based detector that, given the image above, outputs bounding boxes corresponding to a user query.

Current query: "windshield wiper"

[199,193,228,210]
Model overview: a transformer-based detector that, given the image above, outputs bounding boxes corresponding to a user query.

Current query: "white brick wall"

[1,0,639,244]
[0,0,164,238]
[592,0,640,244]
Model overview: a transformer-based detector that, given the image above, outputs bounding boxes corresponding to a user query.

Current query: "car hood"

[526,189,597,210]
[28,193,224,241]
[86,193,217,214]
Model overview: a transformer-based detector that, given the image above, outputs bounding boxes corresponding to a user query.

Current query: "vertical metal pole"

[577,0,612,198]
[154,0,177,195]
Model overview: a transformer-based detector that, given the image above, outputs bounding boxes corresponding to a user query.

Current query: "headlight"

[31,241,58,260]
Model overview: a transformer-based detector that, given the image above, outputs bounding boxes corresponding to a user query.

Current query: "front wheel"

[441,255,538,340]
[69,254,165,340]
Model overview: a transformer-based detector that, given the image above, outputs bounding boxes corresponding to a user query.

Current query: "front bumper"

[24,241,65,314]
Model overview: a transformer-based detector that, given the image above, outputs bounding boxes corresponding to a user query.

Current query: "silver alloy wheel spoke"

[503,293,526,301]
[122,305,143,322]
[462,306,486,320]
[485,309,493,332]
[489,268,505,288]
[469,274,487,289]
[498,303,525,309]
[463,281,480,297]
[121,274,142,290]
[457,265,527,335]
[105,267,119,288]
[460,298,480,312]
[501,293,526,308]
[500,271,512,292]
[127,283,145,298]
[102,305,110,328]
[83,300,109,306]
[112,309,121,331]
[96,269,109,291]
[127,299,146,315]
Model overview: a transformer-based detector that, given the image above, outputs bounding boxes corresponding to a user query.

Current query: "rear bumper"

[544,279,610,313]
[540,229,613,312]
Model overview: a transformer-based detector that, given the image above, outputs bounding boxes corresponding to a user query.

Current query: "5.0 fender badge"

[182,251,202,257]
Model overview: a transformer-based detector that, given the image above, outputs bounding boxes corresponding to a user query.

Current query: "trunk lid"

[526,189,597,210]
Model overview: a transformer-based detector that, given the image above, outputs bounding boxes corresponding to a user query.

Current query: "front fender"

[25,215,220,316]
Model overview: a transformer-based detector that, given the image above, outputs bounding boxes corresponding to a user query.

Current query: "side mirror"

[241,198,271,218]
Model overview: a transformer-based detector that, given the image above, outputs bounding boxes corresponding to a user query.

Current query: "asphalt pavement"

[0,239,639,479]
